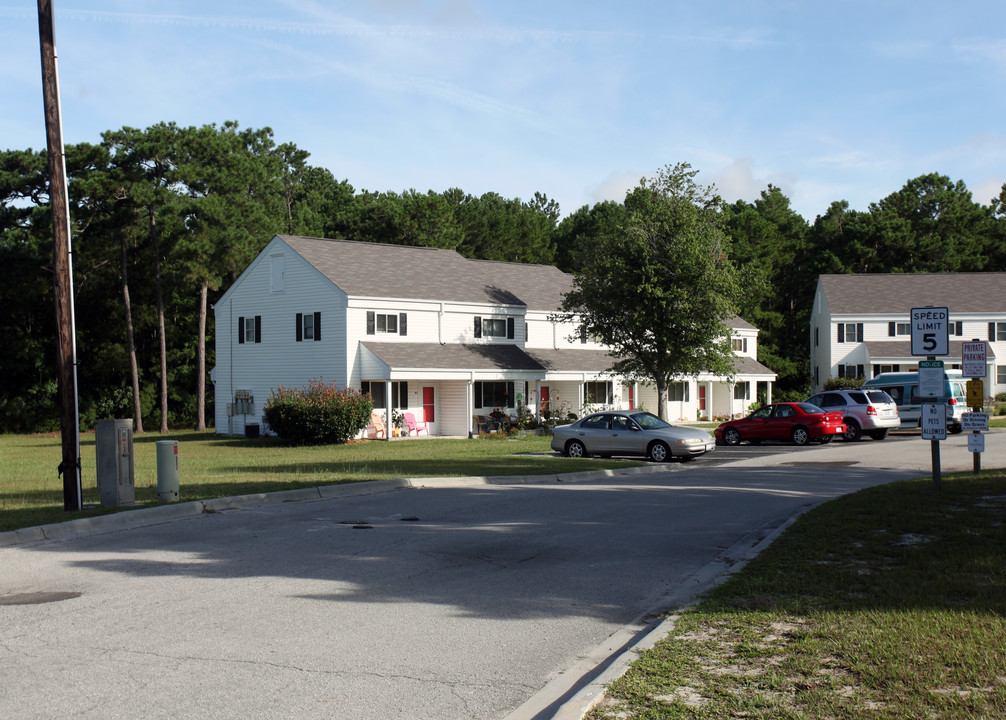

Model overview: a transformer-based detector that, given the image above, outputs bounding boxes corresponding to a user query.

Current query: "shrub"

[823,376,865,390]
[263,379,373,445]
[996,392,1006,403]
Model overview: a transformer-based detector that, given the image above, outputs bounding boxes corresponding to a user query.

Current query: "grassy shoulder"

[0,431,643,533]
[587,471,1006,719]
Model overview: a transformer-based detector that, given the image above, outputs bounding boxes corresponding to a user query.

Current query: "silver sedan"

[550,410,715,462]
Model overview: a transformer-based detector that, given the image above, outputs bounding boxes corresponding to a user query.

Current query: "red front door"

[422,387,434,422]
[699,386,707,412]
[541,386,550,414]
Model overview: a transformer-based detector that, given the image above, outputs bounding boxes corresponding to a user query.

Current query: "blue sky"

[4,1,1005,222]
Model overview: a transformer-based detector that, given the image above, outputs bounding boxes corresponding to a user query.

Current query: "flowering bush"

[263,379,372,445]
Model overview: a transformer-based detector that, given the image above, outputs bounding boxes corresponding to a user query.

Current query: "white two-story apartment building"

[810,273,1006,394]
[212,235,776,436]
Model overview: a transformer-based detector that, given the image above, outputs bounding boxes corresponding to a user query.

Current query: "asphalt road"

[1,430,1001,720]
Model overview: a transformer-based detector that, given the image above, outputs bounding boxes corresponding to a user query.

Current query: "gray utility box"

[95,419,135,507]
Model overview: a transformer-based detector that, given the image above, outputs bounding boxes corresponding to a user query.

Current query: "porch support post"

[385,379,392,440]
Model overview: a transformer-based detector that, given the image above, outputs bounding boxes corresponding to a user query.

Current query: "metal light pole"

[38,0,82,511]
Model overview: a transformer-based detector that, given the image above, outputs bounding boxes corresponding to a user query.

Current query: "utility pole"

[38,0,82,511]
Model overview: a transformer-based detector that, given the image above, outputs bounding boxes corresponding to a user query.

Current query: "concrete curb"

[504,512,803,720]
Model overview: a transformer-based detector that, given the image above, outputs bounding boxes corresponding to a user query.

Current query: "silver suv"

[805,389,900,441]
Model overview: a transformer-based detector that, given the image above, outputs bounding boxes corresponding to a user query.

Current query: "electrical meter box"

[95,418,135,507]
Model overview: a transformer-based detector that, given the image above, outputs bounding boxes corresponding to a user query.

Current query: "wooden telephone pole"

[38,0,82,511]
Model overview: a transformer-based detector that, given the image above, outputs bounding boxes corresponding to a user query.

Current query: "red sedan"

[715,402,847,446]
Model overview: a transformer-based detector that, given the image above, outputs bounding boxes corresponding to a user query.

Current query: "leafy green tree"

[723,186,811,391]
[558,163,742,420]
[552,200,627,273]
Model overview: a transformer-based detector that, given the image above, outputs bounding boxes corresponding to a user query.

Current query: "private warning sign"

[962,340,987,378]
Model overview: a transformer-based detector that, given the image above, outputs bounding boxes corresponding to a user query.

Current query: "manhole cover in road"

[779,460,859,467]
[0,591,82,606]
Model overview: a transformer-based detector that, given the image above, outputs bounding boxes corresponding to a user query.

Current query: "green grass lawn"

[0,431,643,533]
[587,471,1006,719]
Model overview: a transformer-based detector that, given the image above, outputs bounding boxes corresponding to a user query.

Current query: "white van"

[861,371,966,433]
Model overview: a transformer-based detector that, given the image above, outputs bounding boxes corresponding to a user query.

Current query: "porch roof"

[361,342,546,372]
[731,356,777,378]
[524,348,619,373]
[863,340,997,363]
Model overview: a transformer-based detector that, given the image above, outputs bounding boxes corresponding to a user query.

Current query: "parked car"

[714,402,846,446]
[805,389,900,441]
[550,410,715,461]
[862,371,966,434]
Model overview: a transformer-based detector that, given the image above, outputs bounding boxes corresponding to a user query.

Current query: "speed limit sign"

[910,307,949,356]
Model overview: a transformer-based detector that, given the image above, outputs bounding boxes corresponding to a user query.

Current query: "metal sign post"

[963,339,988,474]
[911,308,949,490]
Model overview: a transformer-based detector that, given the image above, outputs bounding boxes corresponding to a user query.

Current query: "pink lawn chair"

[402,411,429,436]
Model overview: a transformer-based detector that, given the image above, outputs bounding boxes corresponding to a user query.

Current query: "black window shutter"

[955,321,962,335]
[837,324,844,343]
[296,313,303,342]
[507,382,515,407]
[888,322,895,337]
[474,382,483,409]
[857,364,864,378]
[580,326,587,344]
[399,313,407,337]
[838,365,846,378]
[990,322,996,341]
[507,317,515,340]
[313,312,322,341]
[856,323,863,342]
[474,317,482,338]
[238,317,245,344]
[400,382,408,409]
[254,316,262,343]
[367,311,375,335]
[361,381,370,396]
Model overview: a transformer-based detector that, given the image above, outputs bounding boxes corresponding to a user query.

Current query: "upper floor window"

[731,337,748,353]
[888,322,910,336]
[296,312,321,342]
[949,321,963,336]
[990,322,1006,342]
[238,316,261,344]
[367,312,407,336]
[474,316,515,340]
[838,323,862,343]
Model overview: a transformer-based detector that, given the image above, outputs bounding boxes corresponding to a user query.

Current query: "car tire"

[791,426,811,446]
[817,435,833,444]
[565,439,587,458]
[648,441,670,462]
[869,429,889,440]
[722,427,742,446]
[842,419,861,442]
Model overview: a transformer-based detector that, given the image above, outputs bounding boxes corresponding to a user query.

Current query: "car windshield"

[629,412,671,430]
[797,402,825,414]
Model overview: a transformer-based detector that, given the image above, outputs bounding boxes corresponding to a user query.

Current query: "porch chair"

[402,411,429,436]
[366,412,387,439]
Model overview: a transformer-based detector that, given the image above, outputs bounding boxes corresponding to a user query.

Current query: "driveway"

[1,432,1000,720]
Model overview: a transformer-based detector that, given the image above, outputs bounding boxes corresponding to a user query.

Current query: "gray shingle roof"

[863,340,996,362]
[361,342,546,371]
[279,235,572,310]
[820,273,1006,315]
[524,348,620,373]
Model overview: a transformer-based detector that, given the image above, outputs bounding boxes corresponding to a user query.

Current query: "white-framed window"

[949,321,963,336]
[669,382,690,402]
[997,366,1006,385]
[296,312,320,342]
[238,315,261,344]
[733,382,750,400]
[361,381,409,409]
[583,381,613,405]
[483,318,506,337]
[838,364,864,379]
[838,323,862,343]
[474,316,514,339]
[474,381,514,409]
[366,312,407,336]
[731,337,748,353]
[990,322,1006,342]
